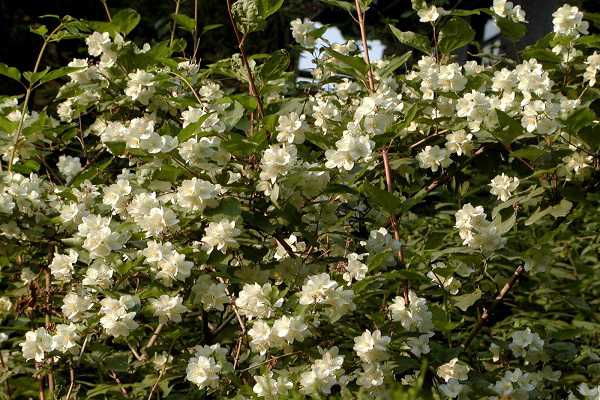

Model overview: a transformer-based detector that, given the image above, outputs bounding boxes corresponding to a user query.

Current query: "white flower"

[86,32,111,57]
[20,328,53,362]
[57,155,82,181]
[578,383,600,399]
[176,178,220,212]
[299,347,345,395]
[418,5,446,23]
[290,18,318,48]
[201,218,241,254]
[356,363,385,388]
[150,295,188,324]
[51,323,80,353]
[143,241,192,284]
[253,371,293,398]
[274,234,306,260]
[81,260,115,289]
[125,69,155,104]
[353,329,390,363]
[186,353,222,389]
[509,327,544,359]
[298,273,338,305]
[259,144,297,183]
[248,320,272,355]
[552,5,588,37]
[62,292,93,322]
[235,283,281,319]
[193,276,229,311]
[439,379,464,398]
[437,358,470,382]
[389,291,433,332]
[492,0,526,23]
[102,179,131,213]
[271,315,308,345]
[325,132,374,171]
[417,145,452,172]
[489,173,519,201]
[276,112,307,144]
[445,130,473,156]
[407,332,435,357]
[0,297,12,317]
[342,252,368,285]
[49,249,78,281]
[99,296,139,338]
[77,214,126,259]
[563,152,593,175]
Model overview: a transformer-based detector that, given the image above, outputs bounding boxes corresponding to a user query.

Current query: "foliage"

[0,0,600,399]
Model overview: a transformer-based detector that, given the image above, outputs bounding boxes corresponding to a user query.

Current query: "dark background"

[0,0,598,96]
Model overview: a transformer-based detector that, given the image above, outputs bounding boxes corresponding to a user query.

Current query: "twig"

[354,0,375,93]
[38,374,45,400]
[109,370,129,397]
[127,342,144,362]
[225,0,264,117]
[461,265,525,351]
[169,0,181,48]
[0,351,12,399]
[146,369,165,400]
[65,366,75,400]
[273,235,297,258]
[100,0,112,21]
[43,266,54,395]
[382,148,409,305]
[141,323,165,360]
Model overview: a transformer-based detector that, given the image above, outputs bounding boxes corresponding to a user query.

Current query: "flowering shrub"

[1,0,600,398]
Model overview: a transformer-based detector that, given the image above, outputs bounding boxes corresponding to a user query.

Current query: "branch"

[225,0,264,117]
[461,265,526,351]
[382,148,409,305]
[354,0,375,93]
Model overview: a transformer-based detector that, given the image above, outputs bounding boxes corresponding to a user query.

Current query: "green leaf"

[452,288,482,311]
[0,116,18,133]
[378,51,412,78]
[510,146,547,162]
[525,199,573,226]
[260,49,290,81]
[38,66,85,85]
[522,48,561,64]
[495,17,527,42]
[30,24,48,37]
[389,25,431,54]
[111,8,141,35]
[564,108,595,134]
[173,14,196,32]
[0,63,21,82]
[23,67,50,85]
[324,48,368,74]
[177,112,215,142]
[320,0,355,12]
[258,0,285,18]
[494,109,525,145]
[576,125,600,151]
[361,183,403,214]
[202,24,223,34]
[438,18,475,53]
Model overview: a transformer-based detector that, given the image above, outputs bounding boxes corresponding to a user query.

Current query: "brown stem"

[43,268,54,395]
[274,235,297,258]
[461,265,525,351]
[65,366,75,400]
[140,323,165,360]
[0,351,13,399]
[109,370,129,397]
[225,0,264,117]
[192,0,200,62]
[169,0,181,48]
[38,374,45,400]
[100,0,112,21]
[354,0,375,93]
[382,148,409,305]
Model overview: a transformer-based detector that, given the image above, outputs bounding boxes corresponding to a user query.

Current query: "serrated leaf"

[525,199,573,225]
[494,109,524,145]
[0,63,21,82]
[565,108,595,134]
[173,14,196,32]
[378,51,412,78]
[495,17,526,42]
[320,0,355,12]
[324,48,368,74]
[38,66,85,85]
[452,288,482,311]
[438,18,475,53]
[111,8,141,35]
[389,25,431,54]
[361,183,403,214]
